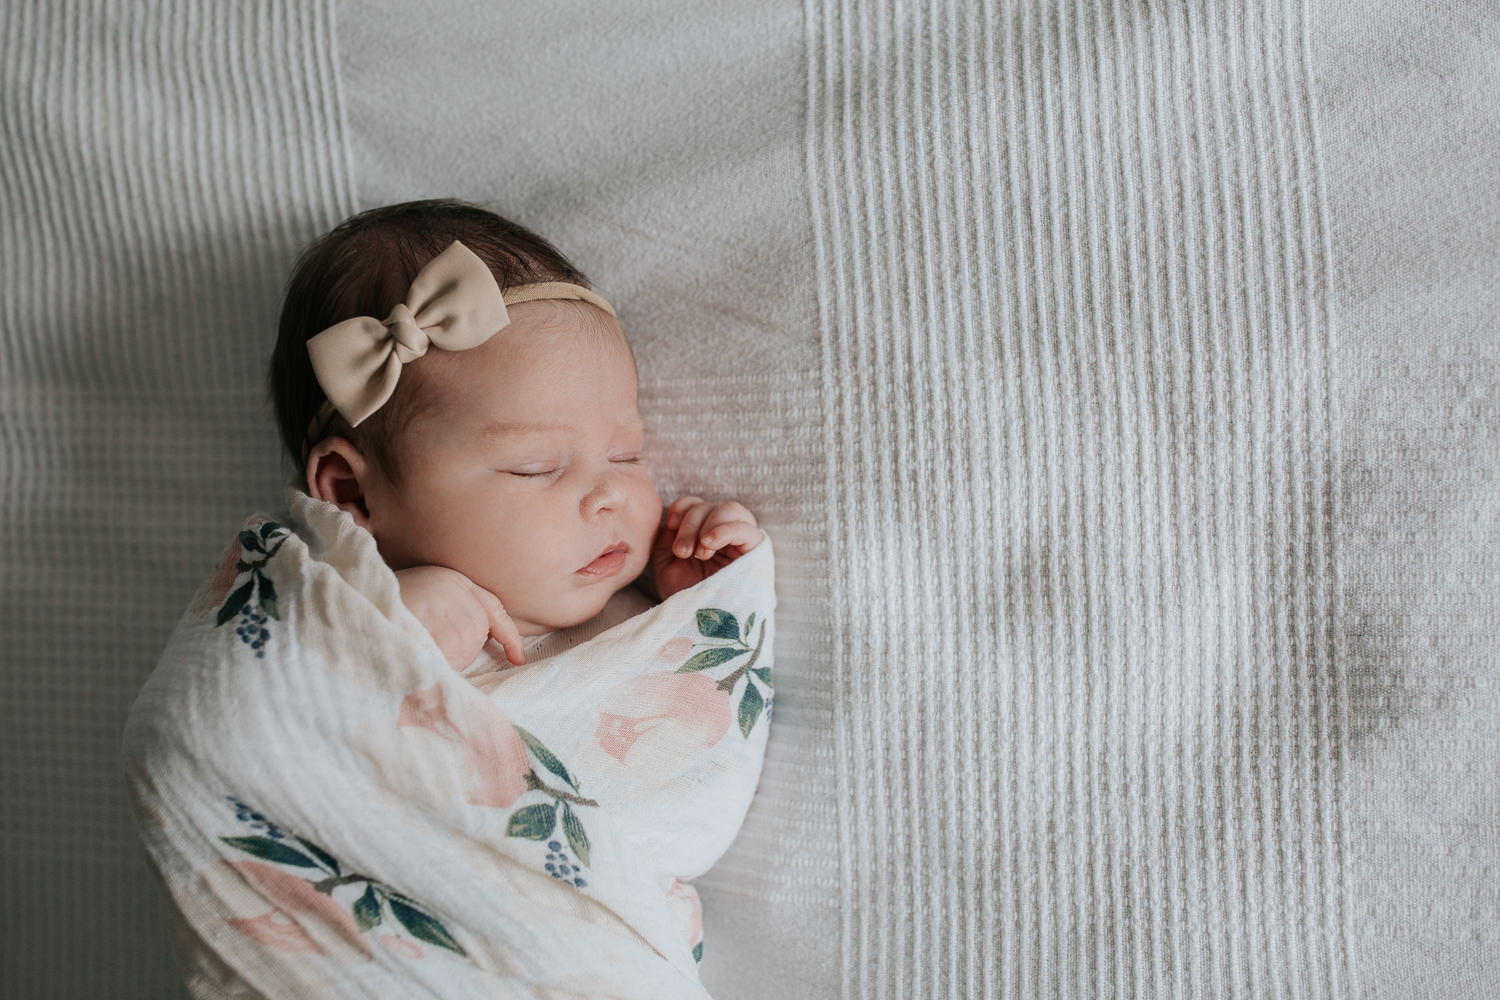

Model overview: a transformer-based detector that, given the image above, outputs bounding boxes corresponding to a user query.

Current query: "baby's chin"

[505,547,652,636]
[519,583,623,636]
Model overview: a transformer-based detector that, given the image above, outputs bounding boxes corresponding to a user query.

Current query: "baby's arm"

[649,496,764,600]
[394,565,526,670]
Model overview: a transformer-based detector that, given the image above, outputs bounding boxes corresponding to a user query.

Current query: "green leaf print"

[220,800,461,958]
[389,897,467,956]
[238,530,265,554]
[514,725,577,791]
[353,885,382,932]
[256,575,278,619]
[216,580,255,626]
[506,803,557,840]
[693,941,703,963]
[677,646,742,674]
[737,683,764,738]
[219,836,319,868]
[751,667,773,687]
[293,836,340,875]
[561,802,591,867]
[696,609,741,641]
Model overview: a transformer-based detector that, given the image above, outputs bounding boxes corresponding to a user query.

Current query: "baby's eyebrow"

[478,417,645,437]
[478,420,572,438]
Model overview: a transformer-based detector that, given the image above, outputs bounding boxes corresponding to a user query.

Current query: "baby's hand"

[394,565,526,671]
[650,496,763,600]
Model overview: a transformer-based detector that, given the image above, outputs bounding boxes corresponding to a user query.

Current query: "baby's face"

[362,300,661,636]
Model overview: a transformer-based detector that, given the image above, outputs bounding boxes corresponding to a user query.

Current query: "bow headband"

[303,240,615,451]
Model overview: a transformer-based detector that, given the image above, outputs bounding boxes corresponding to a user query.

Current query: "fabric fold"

[123,491,776,998]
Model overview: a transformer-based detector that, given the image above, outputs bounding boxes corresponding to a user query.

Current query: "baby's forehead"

[402,317,639,426]
[423,299,629,371]
[475,407,647,440]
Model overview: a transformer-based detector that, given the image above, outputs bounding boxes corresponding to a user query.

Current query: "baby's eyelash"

[507,457,637,478]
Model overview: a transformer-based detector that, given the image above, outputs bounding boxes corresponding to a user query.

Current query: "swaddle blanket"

[122,488,776,999]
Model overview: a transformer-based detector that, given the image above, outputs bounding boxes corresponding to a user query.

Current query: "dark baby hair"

[267,198,593,485]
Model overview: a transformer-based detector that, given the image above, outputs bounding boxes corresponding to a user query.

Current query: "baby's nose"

[581,470,626,515]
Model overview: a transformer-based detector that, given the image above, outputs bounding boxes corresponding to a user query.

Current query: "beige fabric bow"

[305,239,616,432]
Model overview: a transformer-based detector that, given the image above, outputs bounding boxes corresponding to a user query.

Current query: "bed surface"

[2,1,1496,995]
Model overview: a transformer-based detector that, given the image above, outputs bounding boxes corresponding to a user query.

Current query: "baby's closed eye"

[506,454,638,479]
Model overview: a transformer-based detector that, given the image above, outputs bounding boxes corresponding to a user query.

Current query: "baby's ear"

[304,436,373,526]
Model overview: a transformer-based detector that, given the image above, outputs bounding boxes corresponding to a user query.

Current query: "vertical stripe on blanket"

[806,1,1350,997]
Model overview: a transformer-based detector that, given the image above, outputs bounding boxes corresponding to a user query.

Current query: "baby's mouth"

[576,542,629,579]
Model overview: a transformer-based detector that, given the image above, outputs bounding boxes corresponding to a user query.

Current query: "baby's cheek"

[631,480,663,543]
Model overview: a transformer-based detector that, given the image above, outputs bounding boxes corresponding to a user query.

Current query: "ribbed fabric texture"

[0,2,352,994]
[806,1,1354,997]
[10,0,1497,995]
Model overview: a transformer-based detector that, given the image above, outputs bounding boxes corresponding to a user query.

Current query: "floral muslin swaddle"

[123,489,775,999]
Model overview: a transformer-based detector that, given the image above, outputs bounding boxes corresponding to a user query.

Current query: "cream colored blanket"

[123,490,775,998]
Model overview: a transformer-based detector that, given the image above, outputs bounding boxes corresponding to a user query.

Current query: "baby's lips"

[576,542,631,583]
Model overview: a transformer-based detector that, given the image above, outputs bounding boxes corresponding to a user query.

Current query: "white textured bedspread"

[2,0,1496,996]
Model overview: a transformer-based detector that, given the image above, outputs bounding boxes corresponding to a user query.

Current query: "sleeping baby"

[123,199,776,998]
[288,199,764,671]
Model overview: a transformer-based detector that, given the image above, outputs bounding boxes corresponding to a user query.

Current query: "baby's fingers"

[471,582,525,666]
[673,502,716,559]
[698,501,760,554]
[664,495,704,533]
[699,518,764,557]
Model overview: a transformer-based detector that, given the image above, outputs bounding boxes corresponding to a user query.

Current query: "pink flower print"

[223,860,373,958]
[397,684,461,740]
[594,671,733,767]
[664,878,703,950]
[228,910,321,954]
[381,933,424,959]
[656,636,693,663]
[397,683,532,808]
[190,538,243,620]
